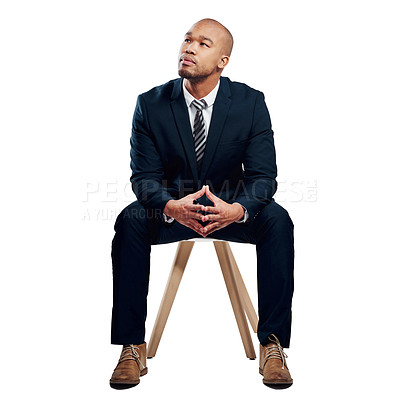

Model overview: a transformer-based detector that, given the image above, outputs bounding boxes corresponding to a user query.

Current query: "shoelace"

[119,345,145,370]
[262,334,288,370]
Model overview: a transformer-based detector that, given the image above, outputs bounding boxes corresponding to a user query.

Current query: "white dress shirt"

[183,78,220,142]
[163,79,249,224]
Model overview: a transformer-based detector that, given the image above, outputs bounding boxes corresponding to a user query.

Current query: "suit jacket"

[130,76,278,223]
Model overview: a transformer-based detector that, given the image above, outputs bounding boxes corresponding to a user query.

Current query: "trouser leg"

[111,201,155,345]
[209,200,295,348]
[111,200,199,345]
[253,201,294,348]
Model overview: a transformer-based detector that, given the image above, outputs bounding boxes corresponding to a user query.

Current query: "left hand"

[198,185,244,236]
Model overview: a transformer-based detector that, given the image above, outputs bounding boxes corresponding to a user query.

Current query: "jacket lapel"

[170,78,199,183]
[199,77,231,183]
[169,77,232,186]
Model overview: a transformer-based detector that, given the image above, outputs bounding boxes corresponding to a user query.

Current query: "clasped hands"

[163,185,244,237]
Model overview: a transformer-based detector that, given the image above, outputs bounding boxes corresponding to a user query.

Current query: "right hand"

[163,185,208,237]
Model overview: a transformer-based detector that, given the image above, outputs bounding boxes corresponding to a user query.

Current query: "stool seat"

[147,240,258,360]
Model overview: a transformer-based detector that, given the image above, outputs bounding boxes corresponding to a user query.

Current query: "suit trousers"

[111,199,294,348]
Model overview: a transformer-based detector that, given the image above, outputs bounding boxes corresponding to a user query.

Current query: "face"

[178,22,229,82]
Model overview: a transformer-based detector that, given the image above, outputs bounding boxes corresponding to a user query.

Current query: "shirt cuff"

[235,205,249,223]
[163,212,175,223]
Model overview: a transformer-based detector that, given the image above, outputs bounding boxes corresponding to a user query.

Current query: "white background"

[1,0,399,399]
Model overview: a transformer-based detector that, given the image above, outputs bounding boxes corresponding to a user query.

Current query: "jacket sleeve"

[232,91,278,222]
[130,94,174,212]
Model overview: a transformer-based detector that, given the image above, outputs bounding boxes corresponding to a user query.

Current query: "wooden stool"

[147,238,258,359]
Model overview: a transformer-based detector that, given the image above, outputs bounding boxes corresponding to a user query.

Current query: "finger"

[191,219,205,230]
[202,220,219,234]
[188,220,207,236]
[178,204,203,218]
[183,220,201,233]
[204,221,227,236]
[191,185,206,200]
[202,212,221,222]
[187,211,206,220]
[181,198,207,211]
[205,185,218,203]
[187,204,205,212]
[202,205,220,214]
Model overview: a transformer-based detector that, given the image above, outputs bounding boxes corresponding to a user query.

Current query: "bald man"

[109,19,295,390]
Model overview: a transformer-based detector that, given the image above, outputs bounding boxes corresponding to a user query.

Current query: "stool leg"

[213,241,256,360]
[226,244,259,333]
[147,241,194,358]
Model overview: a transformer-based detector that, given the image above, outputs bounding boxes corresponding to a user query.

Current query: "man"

[110,18,295,390]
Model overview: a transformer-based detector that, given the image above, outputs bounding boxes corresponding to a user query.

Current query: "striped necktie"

[191,99,207,170]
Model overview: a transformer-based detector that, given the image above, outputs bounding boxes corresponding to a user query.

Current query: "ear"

[217,55,229,69]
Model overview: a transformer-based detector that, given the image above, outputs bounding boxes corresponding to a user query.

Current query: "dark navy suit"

[111,76,294,347]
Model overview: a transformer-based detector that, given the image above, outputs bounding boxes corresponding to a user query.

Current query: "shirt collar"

[182,78,220,109]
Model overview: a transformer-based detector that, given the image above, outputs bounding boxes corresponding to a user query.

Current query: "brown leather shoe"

[259,334,293,389]
[110,342,148,389]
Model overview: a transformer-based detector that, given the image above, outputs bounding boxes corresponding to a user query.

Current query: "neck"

[183,75,220,100]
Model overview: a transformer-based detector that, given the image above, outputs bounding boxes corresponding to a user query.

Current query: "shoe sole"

[263,381,293,390]
[109,367,148,390]
[259,367,293,389]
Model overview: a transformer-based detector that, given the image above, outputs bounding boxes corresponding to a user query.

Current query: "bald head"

[178,18,233,85]
[190,18,234,57]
